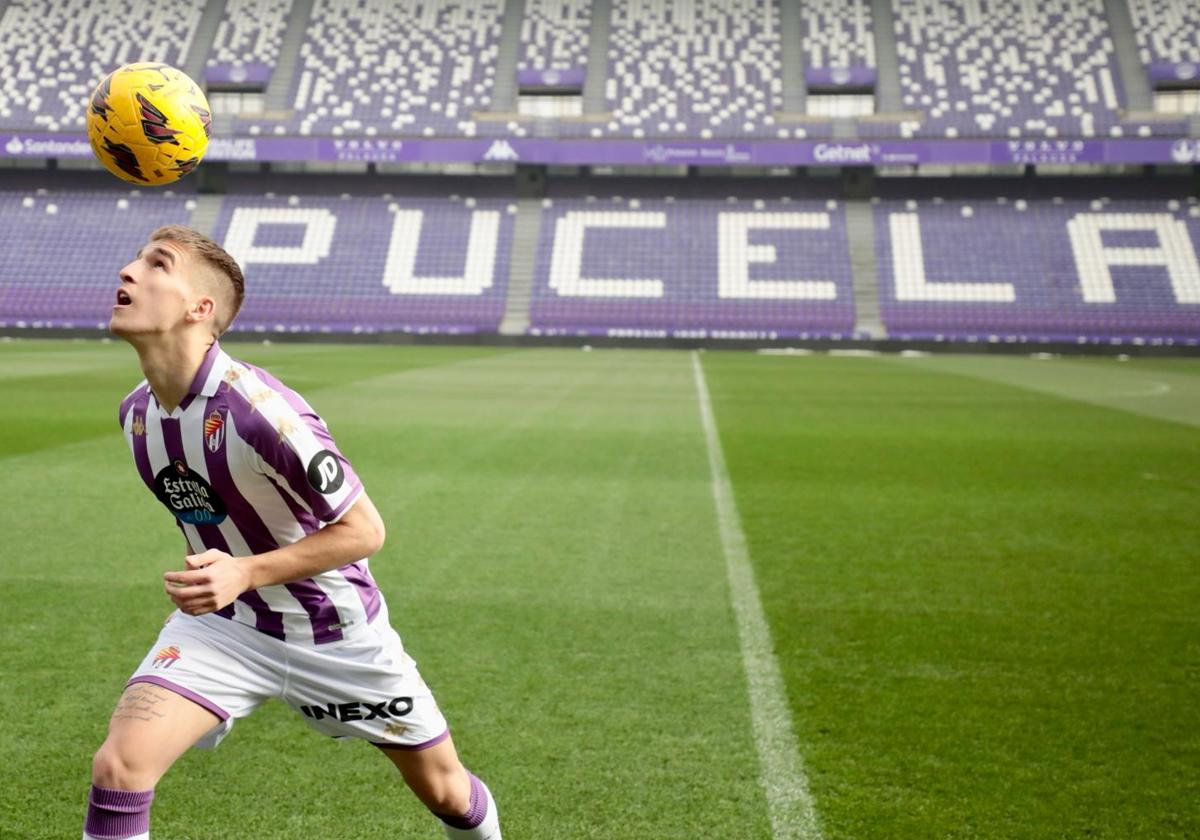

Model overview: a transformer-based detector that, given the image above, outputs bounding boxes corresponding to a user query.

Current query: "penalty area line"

[690,351,824,840]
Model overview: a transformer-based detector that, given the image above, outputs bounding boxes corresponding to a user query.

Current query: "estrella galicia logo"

[153,460,227,525]
[307,449,345,495]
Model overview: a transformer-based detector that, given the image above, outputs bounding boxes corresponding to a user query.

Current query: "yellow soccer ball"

[86,63,212,186]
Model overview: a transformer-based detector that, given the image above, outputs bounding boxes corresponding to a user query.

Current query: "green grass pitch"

[0,339,1196,839]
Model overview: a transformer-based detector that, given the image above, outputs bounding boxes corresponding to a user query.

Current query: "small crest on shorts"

[132,414,145,436]
[204,410,225,453]
[384,722,409,738]
[152,645,181,669]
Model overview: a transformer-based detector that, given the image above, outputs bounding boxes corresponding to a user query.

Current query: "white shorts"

[127,603,449,751]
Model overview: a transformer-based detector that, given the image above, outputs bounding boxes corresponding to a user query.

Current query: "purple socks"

[84,785,154,839]
[437,772,488,830]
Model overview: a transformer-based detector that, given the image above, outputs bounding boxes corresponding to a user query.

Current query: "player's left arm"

[163,492,386,616]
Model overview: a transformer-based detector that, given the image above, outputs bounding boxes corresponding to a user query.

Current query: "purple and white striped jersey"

[118,341,382,646]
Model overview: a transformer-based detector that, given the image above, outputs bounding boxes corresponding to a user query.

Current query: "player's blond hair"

[149,225,245,336]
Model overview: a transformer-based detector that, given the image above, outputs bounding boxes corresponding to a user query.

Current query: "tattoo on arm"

[111,684,171,723]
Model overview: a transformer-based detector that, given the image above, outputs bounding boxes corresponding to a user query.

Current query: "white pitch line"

[690,351,824,840]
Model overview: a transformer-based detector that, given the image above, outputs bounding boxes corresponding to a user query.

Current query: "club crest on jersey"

[132,414,145,436]
[152,645,181,669]
[204,410,225,453]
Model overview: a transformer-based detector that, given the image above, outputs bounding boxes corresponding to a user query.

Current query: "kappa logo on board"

[483,139,519,162]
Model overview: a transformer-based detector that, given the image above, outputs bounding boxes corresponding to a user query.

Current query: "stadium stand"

[518,0,591,76]
[0,2,1197,346]
[0,0,202,131]
[206,0,294,85]
[0,173,1196,343]
[1129,0,1200,68]
[0,172,195,327]
[527,178,857,337]
[0,0,1194,140]
[260,0,504,138]
[800,0,875,76]
[590,0,789,139]
[209,176,515,333]
[874,180,1200,340]
[884,0,1127,139]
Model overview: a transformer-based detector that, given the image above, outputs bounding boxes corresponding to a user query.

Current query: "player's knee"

[91,741,161,791]
[415,768,472,818]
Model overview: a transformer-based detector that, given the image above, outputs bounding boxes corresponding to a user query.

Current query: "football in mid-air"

[86,62,212,186]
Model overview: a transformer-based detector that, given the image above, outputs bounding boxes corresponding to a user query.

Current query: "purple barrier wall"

[516,68,586,89]
[206,63,273,86]
[1146,62,1200,84]
[806,67,877,89]
[3,133,1197,167]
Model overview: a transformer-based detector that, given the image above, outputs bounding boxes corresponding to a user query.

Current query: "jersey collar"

[149,340,233,416]
[187,340,232,399]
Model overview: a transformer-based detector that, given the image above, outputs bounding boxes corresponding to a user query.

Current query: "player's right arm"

[164,492,385,616]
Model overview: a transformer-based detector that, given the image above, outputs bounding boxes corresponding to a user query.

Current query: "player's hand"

[163,549,252,616]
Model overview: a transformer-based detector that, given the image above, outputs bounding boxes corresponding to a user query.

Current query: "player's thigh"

[93,681,222,789]
[376,735,470,813]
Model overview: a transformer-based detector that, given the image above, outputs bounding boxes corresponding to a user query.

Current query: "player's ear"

[185,294,217,327]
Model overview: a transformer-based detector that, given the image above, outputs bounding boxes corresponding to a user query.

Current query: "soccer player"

[83,225,501,840]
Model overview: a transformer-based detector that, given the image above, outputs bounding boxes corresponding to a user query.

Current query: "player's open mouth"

[114,289,132,308]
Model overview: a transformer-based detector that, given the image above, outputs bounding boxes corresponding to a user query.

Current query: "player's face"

[110,240,199,337]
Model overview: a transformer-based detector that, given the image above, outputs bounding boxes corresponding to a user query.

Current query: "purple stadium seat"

[266,0,503,139]
[874,182,1200,341]
[597,0,787,140]
[528,178,857,337]
[210,180,516,334]
[519,0,591,79]
[1129,0,1200,74]
[206,0,293,86]
[0,175,195,328]
[885,0,1129,139]
[0,0,200,132]
[801,0,875,79]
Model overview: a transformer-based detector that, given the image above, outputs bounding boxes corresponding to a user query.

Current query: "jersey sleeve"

[228,378,364,524]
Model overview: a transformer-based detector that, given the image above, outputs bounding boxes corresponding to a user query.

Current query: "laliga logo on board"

[5,137,22,155]
[1171,139,1199,165]
[831,68,853,86]
[644,144,671,163]
[1176,62,1198,81]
